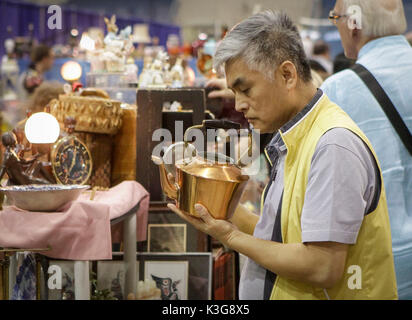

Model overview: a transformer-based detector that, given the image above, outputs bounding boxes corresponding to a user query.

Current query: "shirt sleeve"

[301,128,378,244]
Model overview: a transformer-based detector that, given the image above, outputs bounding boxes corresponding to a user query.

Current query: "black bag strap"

[351,63,412,156]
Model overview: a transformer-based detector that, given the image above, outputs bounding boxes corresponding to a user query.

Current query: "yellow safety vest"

[265,94,397,300]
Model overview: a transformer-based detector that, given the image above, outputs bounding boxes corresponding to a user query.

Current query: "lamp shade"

[79,32,95,51]
[61,61,82,82]
[24,112,60,144]
[132,24,151,43]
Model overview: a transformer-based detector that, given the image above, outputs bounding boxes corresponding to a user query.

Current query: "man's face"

[333,0,358,59]
[225,58,292,134]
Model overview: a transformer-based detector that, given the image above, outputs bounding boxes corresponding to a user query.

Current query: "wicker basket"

[49,93,123,135]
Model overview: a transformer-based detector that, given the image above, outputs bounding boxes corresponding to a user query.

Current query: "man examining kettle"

[167,10,397,300]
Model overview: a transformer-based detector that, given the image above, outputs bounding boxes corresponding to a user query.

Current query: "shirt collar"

[358,35,407,60]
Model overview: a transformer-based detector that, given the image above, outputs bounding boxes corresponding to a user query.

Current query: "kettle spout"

[151,155,178,200]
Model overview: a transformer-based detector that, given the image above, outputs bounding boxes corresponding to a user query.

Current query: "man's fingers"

[167,203,202,226]
[205,78,226,89]
[208,90,224,98]
[208,89,235,100]
[194,204,213,224]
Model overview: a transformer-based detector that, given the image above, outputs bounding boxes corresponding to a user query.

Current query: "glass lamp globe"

[24,112,60,144]
[61,61,82,82]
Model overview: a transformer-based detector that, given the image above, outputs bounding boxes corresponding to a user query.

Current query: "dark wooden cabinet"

[136,88,206,201]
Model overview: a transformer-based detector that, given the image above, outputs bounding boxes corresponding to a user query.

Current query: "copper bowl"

[0,184,90,212]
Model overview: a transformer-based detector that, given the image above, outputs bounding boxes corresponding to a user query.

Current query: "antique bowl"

[0,184,90,212]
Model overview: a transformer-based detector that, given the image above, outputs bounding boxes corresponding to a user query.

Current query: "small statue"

[104,15,118,35]
[12,127,31,158]
[0,132,53,185]
[124,57,138,83]
[170,58,184,88]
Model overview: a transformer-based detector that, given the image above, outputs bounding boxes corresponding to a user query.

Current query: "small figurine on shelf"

[169,57,184,88]
[124,57,138,84]
[150,57,165,87]
[101,15,135,73]
[103,15,119,41]
[138,56,153,87]
[0,132,53,185]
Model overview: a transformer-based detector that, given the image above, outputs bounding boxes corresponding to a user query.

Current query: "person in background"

[308,59,329,80]
[332,52,355,74]
[311,40,333,75]
[321,0,412,299]
[26,81,64,115]
[18,44,54,100]
[170,10,397,300]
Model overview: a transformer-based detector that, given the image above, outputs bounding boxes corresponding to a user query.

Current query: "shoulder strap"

[351,63,412,156]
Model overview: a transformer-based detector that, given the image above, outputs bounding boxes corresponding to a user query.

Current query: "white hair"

[213,10,312,82]
[342,0,407,37]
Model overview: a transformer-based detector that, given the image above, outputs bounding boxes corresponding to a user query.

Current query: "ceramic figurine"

[0,132,53,185]
[170,58,184,88]
[124,57,138,83]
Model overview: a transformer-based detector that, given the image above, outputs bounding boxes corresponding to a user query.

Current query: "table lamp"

[25,112,60,161]
[25,112,60,144]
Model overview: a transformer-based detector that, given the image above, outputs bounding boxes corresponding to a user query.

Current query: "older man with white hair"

[169,10,397,300]
[321,0,412,300]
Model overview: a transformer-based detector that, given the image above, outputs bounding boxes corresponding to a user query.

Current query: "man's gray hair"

[213,10,312,82]
[342,0,407,37]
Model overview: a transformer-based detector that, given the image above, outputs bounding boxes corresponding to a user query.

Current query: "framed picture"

[146,203,210,252]
[144,260,188,300]
[148,223,187,252]
[135,252,213,300]
[96,260,139,300]
[47,261,75,300]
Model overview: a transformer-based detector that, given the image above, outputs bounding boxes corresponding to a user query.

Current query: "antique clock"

[51,117,92,185]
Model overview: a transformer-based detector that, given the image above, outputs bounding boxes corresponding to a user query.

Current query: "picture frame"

[144,260,189,300]
[134,252,213,300]
[146,203,210,252]
[147,223,187,252]
[96,260,139,300]
[47,261,76,300]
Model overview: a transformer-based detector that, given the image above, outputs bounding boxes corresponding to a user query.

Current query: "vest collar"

[265,89,324,166]
[280,88,324,135]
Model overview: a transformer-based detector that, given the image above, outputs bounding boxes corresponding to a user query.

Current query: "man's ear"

[277,61,298,90]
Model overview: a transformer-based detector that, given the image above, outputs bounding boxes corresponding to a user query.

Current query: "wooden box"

[136,88,206,201]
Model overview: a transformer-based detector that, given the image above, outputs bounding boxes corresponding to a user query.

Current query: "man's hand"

[206,78,235,100]
[167,203,239,247]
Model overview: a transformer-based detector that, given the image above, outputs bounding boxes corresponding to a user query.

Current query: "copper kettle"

[152,120,250,220]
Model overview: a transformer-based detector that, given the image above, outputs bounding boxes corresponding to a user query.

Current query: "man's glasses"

[328,10,349,25]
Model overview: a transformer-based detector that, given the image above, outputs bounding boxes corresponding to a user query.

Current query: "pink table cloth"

[0,181,149,260]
